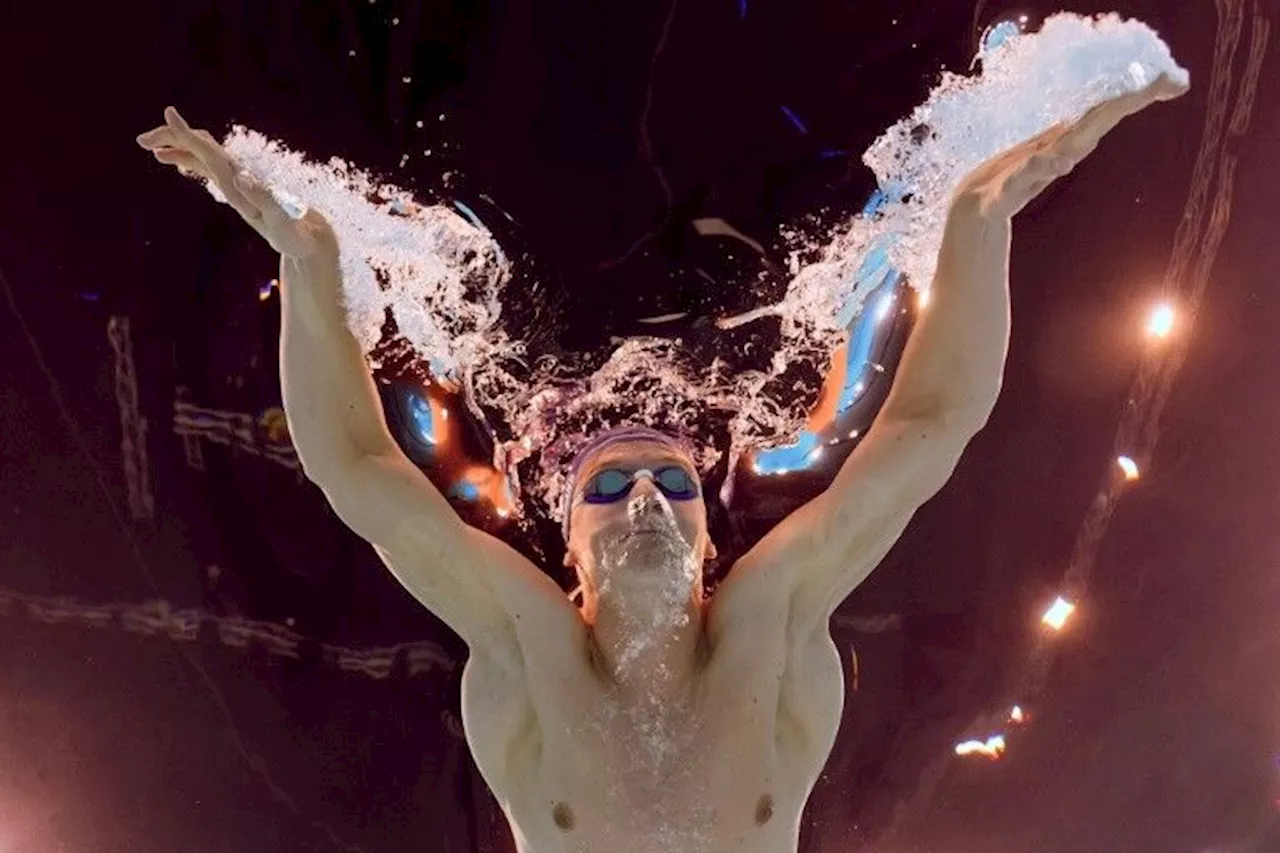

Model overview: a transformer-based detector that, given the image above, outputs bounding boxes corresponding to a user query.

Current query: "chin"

[598,530,688,566]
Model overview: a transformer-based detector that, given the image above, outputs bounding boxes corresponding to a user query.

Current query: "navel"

[551,801,575,831]
[754,793,774,826]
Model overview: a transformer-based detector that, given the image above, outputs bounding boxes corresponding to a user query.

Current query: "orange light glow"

[458,464,516,517]
[955,735,1006,760]
[1117,456,1140,480]
[1042,596,1076,631]
[1146,301,1176,339]
[804,341,849,433]
[423,394,451,447]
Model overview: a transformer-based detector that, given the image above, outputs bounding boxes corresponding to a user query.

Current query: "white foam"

[854,13,1187,306]
[215,132,516,381]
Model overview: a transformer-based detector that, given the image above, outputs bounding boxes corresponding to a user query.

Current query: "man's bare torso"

[459,588,845,853]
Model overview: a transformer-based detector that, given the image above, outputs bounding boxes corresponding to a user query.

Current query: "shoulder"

[460,527,590,671]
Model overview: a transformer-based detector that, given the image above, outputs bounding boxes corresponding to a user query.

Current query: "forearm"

[279,253,399,477]
[879,193,1011,424]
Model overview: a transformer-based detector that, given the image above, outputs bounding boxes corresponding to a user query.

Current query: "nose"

[627,475,668,514]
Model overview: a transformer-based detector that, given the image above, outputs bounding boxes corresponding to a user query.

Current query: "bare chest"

[459,627,845,853]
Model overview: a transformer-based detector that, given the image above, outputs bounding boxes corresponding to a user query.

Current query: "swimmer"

[138,74,1185,852]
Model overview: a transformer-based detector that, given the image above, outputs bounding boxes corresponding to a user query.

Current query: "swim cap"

[560,425,694,541]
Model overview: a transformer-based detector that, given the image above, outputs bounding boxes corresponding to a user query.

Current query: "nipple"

[552,801,575,831]
[754,794,774,826]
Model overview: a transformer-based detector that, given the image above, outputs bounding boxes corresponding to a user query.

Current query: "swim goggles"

[580,466,700,504]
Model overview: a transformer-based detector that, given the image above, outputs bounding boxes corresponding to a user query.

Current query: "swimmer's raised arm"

[138,108,575,653]
[276,252,565,651]
[720,76,1187,639]
[137,109,397,474]
[874,73,1189,425]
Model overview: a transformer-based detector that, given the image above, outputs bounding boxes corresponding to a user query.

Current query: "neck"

[584,578,708,705]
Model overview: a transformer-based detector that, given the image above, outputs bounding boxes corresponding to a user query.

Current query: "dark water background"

[0,1,1277,851]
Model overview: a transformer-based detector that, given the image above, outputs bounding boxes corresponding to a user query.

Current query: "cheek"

[673,501,706,536]
[575,501,629,538]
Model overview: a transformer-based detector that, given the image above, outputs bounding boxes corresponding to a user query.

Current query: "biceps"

[788,510,914,638]
[744,415,965,571]
[314,451,577,653]
[313,451,513,648]
[314,450,460,552]
[742,413,977,634]
[371,541,513,650]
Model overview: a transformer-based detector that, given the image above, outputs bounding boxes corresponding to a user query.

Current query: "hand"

[137,107,337,260]
[954,73,1190,219]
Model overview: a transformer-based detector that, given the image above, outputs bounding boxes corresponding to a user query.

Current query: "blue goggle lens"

[584,466,698,503]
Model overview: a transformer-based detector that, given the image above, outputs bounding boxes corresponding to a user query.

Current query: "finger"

[1025,152,1075,178]
[164,106,193,133]
[1029,122,1070,151]
[153,147,206,176]
[1150,72,1190,101]
[1058,79,1174,157]
[136,126,180,150]
[160,109,274,226]
[164,107,232,176]
[984,123,1067,177]
[163,111,261,210]
[164,107,215,155]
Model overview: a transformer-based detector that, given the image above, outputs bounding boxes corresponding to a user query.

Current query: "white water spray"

[211,12,1187,527]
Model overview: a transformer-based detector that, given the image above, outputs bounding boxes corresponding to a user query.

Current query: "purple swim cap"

[560,425,694,541]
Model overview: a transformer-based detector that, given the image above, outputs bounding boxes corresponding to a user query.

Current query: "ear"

[703,537,718,561]
[565,555,592,604]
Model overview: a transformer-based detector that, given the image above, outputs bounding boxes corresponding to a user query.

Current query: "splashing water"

[214,12,1186,526]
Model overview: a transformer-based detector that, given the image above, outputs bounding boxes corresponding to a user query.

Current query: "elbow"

[927,377,1004,433]
[940,395,999,438]
[298,456,335,488]
[880,386,999,433]
[294,443,368,490]
[890,398,996,449]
